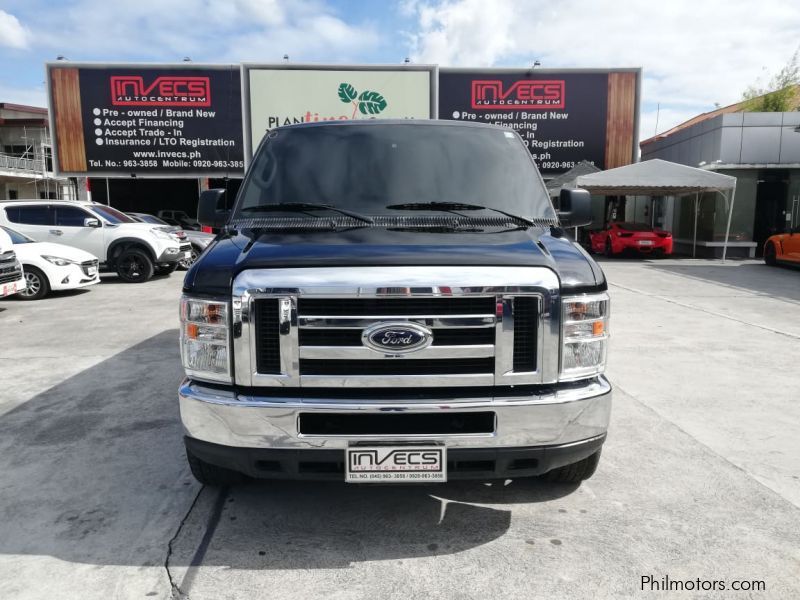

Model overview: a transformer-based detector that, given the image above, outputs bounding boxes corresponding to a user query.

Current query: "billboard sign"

[243,64,436,160]
[439,68,640,174]
[47,64,244,177]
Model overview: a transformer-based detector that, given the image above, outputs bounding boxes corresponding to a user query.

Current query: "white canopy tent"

[576,159,738,261]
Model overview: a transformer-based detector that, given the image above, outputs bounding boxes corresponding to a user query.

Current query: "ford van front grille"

[236,267,557,388]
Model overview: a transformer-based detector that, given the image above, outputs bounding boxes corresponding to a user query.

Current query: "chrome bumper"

[157,243,192,263]
[179,376,612,450]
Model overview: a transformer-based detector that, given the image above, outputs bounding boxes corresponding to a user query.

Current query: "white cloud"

[406,0,800,138]
[0,9,30,49]
[23,0,378,62]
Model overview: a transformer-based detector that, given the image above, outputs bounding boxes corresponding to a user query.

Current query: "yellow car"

[764,229,800,266]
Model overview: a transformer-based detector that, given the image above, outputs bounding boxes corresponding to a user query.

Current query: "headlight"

[560,293,609,380]
[180,297,231,383]
[42,255,75,266]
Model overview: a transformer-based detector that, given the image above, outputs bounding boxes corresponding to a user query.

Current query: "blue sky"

[2,0,799,140]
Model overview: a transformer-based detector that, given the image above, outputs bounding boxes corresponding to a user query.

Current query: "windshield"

[1,226,34,244]
[92,205,136,224]
[236,123,556,220]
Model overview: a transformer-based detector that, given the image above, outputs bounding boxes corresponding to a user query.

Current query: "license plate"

[346,445,447,483]
[2,282,17,296]
[183,251,191,259]
[638,240,653,246]
[88,267,97,276]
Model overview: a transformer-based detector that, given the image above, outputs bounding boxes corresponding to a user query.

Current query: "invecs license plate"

[87,267,98,276]
[346,445,447,483]
[638,240,653,246]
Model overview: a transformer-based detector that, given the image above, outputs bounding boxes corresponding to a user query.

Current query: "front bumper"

[50,263,100,291]
[157,243,192,264]
[1,274,25,297]
[180,376,611,478]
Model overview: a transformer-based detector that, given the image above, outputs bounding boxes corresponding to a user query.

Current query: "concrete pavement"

[0,260,798,599]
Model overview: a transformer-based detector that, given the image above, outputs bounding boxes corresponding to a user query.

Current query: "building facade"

[0,103,78,201]
[640,111,800,257]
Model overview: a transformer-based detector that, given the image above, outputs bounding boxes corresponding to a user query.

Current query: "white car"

[0,227,26,298]
[0,200,191,283]
[1,226,100,300]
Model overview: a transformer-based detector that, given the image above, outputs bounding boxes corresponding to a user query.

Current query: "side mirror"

[84,217,101,228]
[198,189,230,228]
[557,188,593,228]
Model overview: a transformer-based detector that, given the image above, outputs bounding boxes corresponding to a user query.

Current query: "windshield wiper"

[384,202,535,227]
[241,203,373,224]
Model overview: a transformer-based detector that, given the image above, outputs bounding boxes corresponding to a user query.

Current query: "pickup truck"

[179,120,611,487]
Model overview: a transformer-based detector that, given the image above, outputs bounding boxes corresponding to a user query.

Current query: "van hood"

[184,226,606,297]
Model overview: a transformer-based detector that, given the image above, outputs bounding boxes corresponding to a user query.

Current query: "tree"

[742,48,800,112]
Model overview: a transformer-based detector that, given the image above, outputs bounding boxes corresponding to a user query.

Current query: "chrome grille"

[235,266,559,388]
[80,259,99,277]
[295,296,497,377]
[0,251,22,285]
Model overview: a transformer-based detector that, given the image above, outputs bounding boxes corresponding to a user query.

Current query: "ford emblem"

[362,322,433,354]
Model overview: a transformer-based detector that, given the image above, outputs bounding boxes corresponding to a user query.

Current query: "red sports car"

[588,222,673,257]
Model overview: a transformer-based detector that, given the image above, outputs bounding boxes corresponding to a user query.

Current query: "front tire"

[179,245,200,270]
[18,266,50,300]
[544,450,601,483]
[186,447,244,487]
[764,241,777,266]
[116,248,154,283]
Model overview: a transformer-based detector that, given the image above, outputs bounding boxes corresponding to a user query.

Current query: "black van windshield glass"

[236,124,556,220]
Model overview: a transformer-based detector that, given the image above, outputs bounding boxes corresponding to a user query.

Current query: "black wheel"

[155,262,179,275]
[116,248,154,283]
[604,238,615,258]
[186,447,244,487]
[18,266,50,300]
[179,245,200,270]
[764,241,777,266]
[544,450,602,483]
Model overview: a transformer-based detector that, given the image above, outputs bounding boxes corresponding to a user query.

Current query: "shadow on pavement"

[182,476,578,570]
[0,330,579,570]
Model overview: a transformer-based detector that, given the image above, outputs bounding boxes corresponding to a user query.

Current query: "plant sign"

[338,83,388,118]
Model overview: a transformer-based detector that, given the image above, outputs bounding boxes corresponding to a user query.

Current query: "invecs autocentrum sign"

[471,80,565,109]
[110,76,212,107]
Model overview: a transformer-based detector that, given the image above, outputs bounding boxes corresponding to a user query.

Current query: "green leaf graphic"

[338,83,358,103]
[357,90,388,115]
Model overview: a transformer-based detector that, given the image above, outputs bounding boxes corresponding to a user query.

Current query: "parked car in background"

[0,227,25,298]
[1,226,99,300]
[0,200,191,283]
[127,212,214,269]
[589,222,673,257]
[763,228,800,267]
[157,210,200,231]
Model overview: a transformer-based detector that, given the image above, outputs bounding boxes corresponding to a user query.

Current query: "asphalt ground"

[1,259,798,599]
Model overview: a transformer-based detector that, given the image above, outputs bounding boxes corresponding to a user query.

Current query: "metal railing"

[0,152,47,174]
